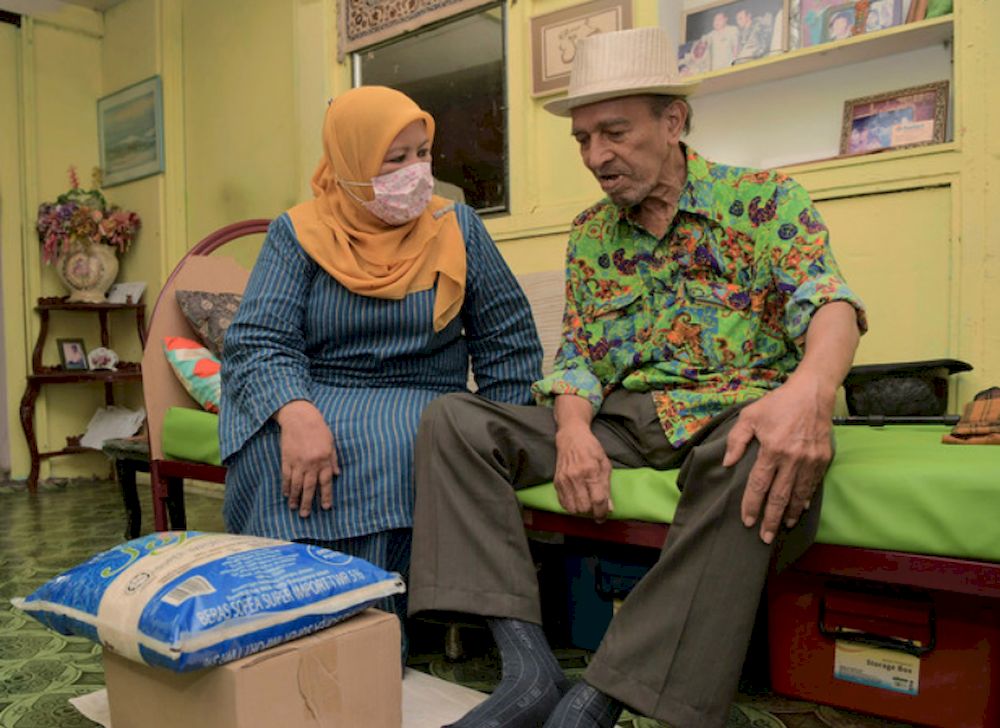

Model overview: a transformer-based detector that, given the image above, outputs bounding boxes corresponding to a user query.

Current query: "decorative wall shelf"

[19,298,147,492]
[690,16,953,97]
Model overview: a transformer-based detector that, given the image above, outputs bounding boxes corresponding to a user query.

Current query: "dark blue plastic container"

[565,550,656,650]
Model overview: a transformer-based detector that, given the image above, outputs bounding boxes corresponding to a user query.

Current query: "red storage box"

[768,569,1000,727]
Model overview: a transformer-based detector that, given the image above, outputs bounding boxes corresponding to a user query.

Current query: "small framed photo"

[840,81,948,156]
[57,338,90,371]
[798,0,903,48]
[682,0,789,72]
[97,75,164,188]
[530,0,633,97]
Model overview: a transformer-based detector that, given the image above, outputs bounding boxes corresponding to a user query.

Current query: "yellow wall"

[2,0,997,479]
[4,6,109,478]
[181,0,299,242]
[0,21,22,474]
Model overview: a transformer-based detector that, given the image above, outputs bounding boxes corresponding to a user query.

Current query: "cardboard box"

[768,571,1000,728]
[104,609,401,728]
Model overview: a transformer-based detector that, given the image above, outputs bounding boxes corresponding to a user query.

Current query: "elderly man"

[408,27,866,728]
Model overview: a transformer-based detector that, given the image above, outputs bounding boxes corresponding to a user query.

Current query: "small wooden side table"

[101,437,150,539]
[100,437,187,539]
[19,297,146,492]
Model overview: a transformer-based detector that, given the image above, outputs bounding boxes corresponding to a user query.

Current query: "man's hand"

[723,300,860,544]
[553,395,613,522]
[275,400,340,518]
[724,377,834,544]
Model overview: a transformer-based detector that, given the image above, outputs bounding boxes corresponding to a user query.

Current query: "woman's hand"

[275,400,340,518]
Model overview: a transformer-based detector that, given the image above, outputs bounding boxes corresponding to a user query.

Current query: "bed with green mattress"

[162,408,999,565]
[519,425,1000,564]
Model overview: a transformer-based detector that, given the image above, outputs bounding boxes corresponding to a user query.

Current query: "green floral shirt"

[532,147,867,446]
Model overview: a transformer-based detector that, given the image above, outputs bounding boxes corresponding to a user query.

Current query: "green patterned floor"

[0,479,910,728]
[0,478,227,728]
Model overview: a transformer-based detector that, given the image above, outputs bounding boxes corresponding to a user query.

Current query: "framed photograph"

[97,75,164,188]
[862,0,905,32]
[798,0,903,48]
[57,338,89,371]
[530,0,633,97]
[839,81,948,156]
[682,0,788,72]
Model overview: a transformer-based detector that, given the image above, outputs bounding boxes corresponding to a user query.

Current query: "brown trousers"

[408,390,822,728]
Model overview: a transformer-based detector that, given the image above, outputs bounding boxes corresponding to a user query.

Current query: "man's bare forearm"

[788,301,861,407]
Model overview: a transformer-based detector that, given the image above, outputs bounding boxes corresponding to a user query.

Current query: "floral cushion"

[175,290,242,357]
[163,336,221,413]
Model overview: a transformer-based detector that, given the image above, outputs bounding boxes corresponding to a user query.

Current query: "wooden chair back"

[141,219,270,530]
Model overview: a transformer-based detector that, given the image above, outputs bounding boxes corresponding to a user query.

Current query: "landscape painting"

[97,76,164,187]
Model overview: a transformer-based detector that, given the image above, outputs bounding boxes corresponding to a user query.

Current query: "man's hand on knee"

[723,379,834,544]
[554,422,614,522]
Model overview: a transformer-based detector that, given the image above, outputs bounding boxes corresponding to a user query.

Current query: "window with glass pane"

[353,5,507,214]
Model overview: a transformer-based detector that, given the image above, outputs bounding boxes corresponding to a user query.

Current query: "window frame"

[350,2,510,216]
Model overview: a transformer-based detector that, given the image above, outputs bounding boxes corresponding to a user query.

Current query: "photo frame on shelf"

[529,0,633,97]
[57,338,90,371]
[797,0,903,49]
[839,80,948,156]
[681,0,789,73]
[862,0,905,32]
[97,75,164,188]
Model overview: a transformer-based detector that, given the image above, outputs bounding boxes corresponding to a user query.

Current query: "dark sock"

[543,681,623,728]
[446,618,569,728]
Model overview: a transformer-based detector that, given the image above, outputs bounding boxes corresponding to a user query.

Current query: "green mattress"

[162,411,1000,562]
[519,426,1000,563]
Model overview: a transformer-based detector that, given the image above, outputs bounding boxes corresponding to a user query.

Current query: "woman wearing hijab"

[219,86,543,652]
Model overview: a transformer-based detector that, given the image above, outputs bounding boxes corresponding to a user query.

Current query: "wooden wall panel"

[816,184,955,370]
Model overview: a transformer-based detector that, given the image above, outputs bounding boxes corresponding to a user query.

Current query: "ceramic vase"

[55,239,119,304]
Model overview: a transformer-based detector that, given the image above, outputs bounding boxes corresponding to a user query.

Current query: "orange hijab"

[288,86,466,331]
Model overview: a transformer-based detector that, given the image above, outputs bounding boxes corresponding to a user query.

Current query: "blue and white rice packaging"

[11,531,405,672]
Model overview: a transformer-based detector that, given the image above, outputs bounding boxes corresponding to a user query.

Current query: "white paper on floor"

[70,667,487,727]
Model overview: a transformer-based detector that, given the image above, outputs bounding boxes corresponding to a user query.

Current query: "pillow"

[164,336,222,413]
[162,407,222,465]
[175,290,242,357]
[12,531,406,672]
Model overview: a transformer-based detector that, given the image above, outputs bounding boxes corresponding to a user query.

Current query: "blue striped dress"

[219,205,543,542]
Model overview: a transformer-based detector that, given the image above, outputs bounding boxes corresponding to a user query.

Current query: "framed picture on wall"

[797,0,904,48]
[682,0,788,72]
[839,81,948,156]
[529,0,633,97]
[97,75,164,187]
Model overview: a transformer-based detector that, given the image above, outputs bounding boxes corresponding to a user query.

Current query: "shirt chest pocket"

[584,288,641,323]
[581,287,642,367]
[669,279,754,367]
[681,279,752,314]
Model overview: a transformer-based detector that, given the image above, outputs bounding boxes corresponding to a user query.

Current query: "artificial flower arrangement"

[36,166,141,265]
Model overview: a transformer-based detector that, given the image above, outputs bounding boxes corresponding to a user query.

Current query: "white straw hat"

[544,27,699,117]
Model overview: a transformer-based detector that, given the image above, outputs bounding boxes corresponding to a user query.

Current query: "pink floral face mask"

[340,162,434,225]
